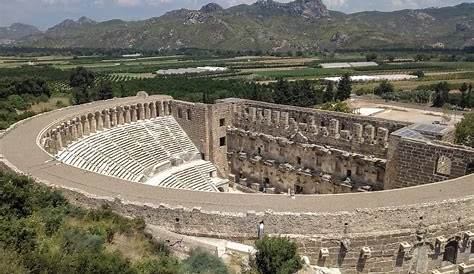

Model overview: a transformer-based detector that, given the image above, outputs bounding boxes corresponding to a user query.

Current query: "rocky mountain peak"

[200,3,224,13]
[254,0,329,19]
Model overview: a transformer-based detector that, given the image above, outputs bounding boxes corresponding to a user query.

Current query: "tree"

[411,70,425,78]
[366,53,378,62]
[323,81,335,102]
[374,80,394,96]
[97,80,114,101]
[335,73,352,101]
[386,55,395,62]
[69,67,96,105]
[255,236,303,274]
[273,78,291,105]
[432,82,450,108]
[455,112,474,148]
[459,82,469,108]
[69,67,95,88]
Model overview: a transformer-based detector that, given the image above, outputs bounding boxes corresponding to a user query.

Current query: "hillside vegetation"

[0,171,228,274]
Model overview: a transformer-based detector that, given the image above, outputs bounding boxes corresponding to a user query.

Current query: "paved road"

[1,96,473,213]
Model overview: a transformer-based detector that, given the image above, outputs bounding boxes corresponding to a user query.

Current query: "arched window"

[443,240,458,264]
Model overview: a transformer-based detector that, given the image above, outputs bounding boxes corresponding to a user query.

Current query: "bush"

[255,237,302,274]
[374,80,394,96]
[318,101,353,113]
[7,95,28,110]
[410,70,425,78]
[455,113,474,148]
[182,248,228,274]
[135,257,181,274]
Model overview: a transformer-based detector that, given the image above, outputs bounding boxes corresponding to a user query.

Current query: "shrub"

[182,248,228,274]
[318,102,353,113]
[134,257,182,274]
[455,113,474,148]
[410,70,425,78]
[374,80,394,96]
[255,236,303,274]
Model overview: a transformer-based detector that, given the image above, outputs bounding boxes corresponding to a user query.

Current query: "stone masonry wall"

[228,128,385,193]
[230,99,409,159]
[170,100,210,159]
[385,135,474,189]
[51,181,474,274]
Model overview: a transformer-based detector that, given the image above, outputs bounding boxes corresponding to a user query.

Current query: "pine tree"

[335,73,352,101]
[323,81,335,102]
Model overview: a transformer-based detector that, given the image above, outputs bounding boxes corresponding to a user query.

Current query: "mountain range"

[2,0,474,51]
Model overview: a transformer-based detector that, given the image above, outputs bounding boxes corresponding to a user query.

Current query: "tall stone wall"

[385,135,474,189]
[170,100,210,158]
[169,100,235,176]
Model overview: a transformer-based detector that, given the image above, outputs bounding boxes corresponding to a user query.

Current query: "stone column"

[138,103,145,121]
[59,126,67,147]
[249,107,257,121]
[103,110,111,129]
[82,115,90,136]
[329,119,340,138]
[71,121,78,141]
[377,128,389,145]
[96,111,104,131]
[163,101,169,116]
[353,123,363,143]
[131,105,138,122]
[111,108,118,127]
[158,101,164,117]
[364,125,375,143]
[264,109,272,126]
[272,111,280,125]
[89,113,96,133]
[124,106,131,124]
[150,102,157,118]
[144,103,151,119]
[62,123,71,145]
[280,112,289,127]
[118,106,125,125]
[75,117,83,138]
[53,129,63,151]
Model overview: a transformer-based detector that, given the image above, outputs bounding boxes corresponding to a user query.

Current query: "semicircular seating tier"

[56,116,225,192]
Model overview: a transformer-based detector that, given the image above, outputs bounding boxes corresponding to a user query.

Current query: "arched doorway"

[443,240,458,264]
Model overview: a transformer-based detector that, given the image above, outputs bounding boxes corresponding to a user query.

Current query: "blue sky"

[1,0,473,30]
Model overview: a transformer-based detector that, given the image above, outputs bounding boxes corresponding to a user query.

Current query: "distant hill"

[14,1,474,51]
[0,23,41,45]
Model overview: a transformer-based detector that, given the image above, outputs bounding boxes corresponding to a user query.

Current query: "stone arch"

[442,240,458,264]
